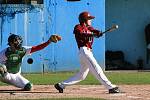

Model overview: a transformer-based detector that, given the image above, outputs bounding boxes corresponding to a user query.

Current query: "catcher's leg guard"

[24,82,32,91]
[0,64,7,77]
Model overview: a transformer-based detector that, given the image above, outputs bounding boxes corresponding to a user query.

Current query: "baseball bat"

[102,25,119,35]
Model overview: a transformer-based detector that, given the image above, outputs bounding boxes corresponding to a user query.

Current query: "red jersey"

[73,23,100,49]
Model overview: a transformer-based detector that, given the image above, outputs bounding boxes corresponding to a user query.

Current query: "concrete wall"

[106,0,150,69]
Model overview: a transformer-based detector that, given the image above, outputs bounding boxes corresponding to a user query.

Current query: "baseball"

[115,25,119,29]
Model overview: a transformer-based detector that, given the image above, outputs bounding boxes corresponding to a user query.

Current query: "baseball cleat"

[23,83,32,91]
[54,83,63,93]
[109,87,120,93]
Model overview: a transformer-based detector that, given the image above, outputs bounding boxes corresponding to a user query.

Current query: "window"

[0,0,43,4]
[66,0,80,1]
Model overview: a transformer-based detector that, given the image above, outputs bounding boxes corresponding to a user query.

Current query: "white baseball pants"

[59,47,116,89]
[0,72,30,89]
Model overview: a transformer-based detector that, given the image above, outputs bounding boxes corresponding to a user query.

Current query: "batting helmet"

[78,11,95,23]
[8,33,23,48]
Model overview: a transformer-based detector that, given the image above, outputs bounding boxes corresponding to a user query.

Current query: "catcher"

[0,33,61,91]
[54,11,120,93]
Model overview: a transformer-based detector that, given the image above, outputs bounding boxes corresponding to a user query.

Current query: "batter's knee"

[79,74,87,81]
[24,82,33,91]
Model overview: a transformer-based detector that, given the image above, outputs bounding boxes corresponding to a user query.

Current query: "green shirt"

[5,47,26,74]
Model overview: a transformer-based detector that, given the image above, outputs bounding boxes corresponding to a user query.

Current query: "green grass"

[106,71,150,85]
[1,71,150,85]
[24,71,150,85]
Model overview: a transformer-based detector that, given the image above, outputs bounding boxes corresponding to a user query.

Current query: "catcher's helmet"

[78,11,95,23]
[8,33,23,48]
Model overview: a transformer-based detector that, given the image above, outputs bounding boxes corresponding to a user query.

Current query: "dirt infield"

[0,85,150,100]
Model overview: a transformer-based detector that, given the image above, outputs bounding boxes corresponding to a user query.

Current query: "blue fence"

[0,0,105,73]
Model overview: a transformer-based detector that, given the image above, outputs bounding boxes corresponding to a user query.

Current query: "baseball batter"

[54,11,120,93]
[0,33,61,91]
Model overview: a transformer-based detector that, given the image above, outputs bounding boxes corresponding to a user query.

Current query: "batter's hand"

[97,31,103,37]
[49,34,62,43]
[93,31,103,38]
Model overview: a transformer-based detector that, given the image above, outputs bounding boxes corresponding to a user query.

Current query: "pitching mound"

[0,85,149,100]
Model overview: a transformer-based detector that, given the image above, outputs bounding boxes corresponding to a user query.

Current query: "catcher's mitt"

[49,34,62,43]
